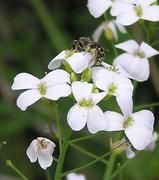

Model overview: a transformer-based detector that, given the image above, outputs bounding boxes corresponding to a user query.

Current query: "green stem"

[69,132,104,144]
[133,80,138,96]
[62,152,110,177]
[30,0,69,51]
[53,103,63,152]
[46,169,52,180]
[111,40,118,57]
[54,130,72,180]
[134,102,159,111]
[151,39,159,46]
[141,22,150,43]
[6,160,28,180]
[111,160,130,179]
[70,144,108,165]
[103,154,116,180]
[103,132,123,180]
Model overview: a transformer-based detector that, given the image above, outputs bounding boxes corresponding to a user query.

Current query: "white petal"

[104,111,124,131]
[115,40,139,53]
[113,53,150,82]
[125,126,153,150]
[115,75,133,96]
[142,5,159,21]
[67,104,87,131]
[110,1,134,16]
[92,23,105,42]
[115,21,127,34]
[11,73,39,90]
[41,69,70,86]
[67,52,92,74]
[48,50,67,70]
[125,110,154,150]
[132,110,155,128]
[116,94,133,116]
[116,10,139,26]
[87,0,112,18]
[92,69,113,92]
[44,84,71,100]
[138,0,156,6]
[87,105,106,133]
[91,92,106,104]
[38,153,53,170]
[140,42,159,58]
[125,145,135,159]
[67,173,86,180]
[71,81,93,102]
[92,66,106,81]
[26,139,38,163]
[17,90,41,111]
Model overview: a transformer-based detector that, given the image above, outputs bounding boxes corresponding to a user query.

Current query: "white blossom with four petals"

[26,137,56,170]
[11,69,71,111]
[67,173,86,180]
[113,40,159,82]
[67,81,107,133]
[111,0,159,26]
[104,103,155,150]
[48,50,93,74]
[92,62,133,115]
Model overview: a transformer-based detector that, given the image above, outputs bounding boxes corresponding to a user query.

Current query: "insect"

[72,37,105,65]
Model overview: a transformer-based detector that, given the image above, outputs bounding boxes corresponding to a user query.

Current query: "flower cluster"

[11,0,158,174]
[88,0,159,41]
[12,36,157,168]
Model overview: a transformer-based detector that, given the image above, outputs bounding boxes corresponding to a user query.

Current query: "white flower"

[48,50,93,74]
[67,173,86,180]
[113,40,159,82]
[145,131,158,151]
[87,0,135,18]
[11,70,71,111]
[26,137,56,170]
[111,0,159,26]
[67,81,107,133]
[104,108,155,150]
[92,62,133,115]
[93,20,126,42]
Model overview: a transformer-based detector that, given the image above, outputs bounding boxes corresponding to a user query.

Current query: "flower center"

[37,139,49,150]
[134,5,143,17]
[79,98,94,108]
[38,82,47,95]
[124,116,134,128]
[104,26,114,40]
[133,49,145,58]
[108,83,118,95]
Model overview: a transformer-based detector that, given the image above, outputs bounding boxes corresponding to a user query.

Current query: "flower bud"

[81,68,92,82]
[70,72,78,82]
[63,62,73,73]
[110,138,128,155]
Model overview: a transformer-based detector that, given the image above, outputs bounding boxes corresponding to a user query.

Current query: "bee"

[72,37,105,65]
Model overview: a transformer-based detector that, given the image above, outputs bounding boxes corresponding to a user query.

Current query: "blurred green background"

[0,0,159,180]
